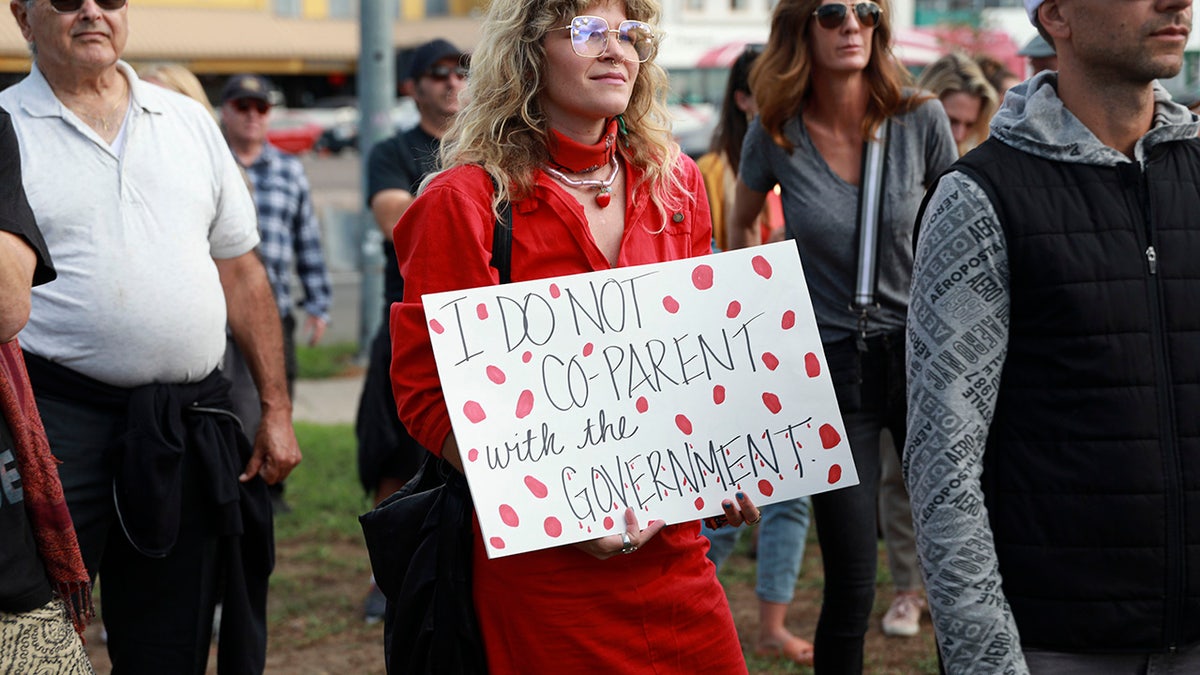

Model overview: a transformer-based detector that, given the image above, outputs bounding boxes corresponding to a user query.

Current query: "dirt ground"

[84,533,937,675]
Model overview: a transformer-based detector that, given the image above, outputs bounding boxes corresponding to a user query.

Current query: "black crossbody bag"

[359,188,511,675]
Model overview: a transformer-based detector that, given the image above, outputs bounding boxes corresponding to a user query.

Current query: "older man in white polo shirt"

[1,0,300,672]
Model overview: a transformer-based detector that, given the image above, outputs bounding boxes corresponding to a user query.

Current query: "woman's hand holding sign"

[574,492,762,561]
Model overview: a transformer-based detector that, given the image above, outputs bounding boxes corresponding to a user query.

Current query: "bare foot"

[754,633,814,666]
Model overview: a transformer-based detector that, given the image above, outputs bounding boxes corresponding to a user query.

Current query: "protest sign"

[423,241,856,558]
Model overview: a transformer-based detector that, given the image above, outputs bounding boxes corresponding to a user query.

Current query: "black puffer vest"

[951,136,1200,652]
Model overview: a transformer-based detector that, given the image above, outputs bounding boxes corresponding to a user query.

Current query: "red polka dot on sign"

[805,352,821,377]
[726,301,741,318]
[675,414,693,434]
[781,311,796,330]
[522,351,532,363]
[515,390,534,419]
[524,475,548,498]
[429,319,445,334]
[603,516,614,529]
[467,448,479,462]
[762,392,782,414]
[476,303,488,320]
[828,464,843,484]
[544,517,563,537]
[549,283,561,299]
[663,296,680,313]
[819,424,842,449]
[692,264,714,290]
[635,396,649,413]
[499,504,519,527]
[752,255,773,279]
[583,342,594,357]
[762,352,780,370]
[694,496,705,511]
[486,365,506,384]
[489,537,505,549]
[758,479,775,497]
[464,401,486,423]
[713,385,726,404]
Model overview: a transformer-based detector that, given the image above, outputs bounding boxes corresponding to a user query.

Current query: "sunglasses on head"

[232,99,270,115]
[426,64,469,82]
[48,0,127,13]
[812,2,883,30]
[549,15,658,64]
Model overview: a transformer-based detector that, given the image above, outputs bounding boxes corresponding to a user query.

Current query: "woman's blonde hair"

[137,62,214,115]
[751,0,920,152]
[435,0,686,225]
[916,52,999,155]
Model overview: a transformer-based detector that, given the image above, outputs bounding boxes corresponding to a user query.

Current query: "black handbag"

[358,187,511,675]
[360,455,487,674]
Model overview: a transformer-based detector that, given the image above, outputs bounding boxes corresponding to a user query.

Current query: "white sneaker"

[882,591,926,637]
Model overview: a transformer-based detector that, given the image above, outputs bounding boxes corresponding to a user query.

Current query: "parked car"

[266,111,325,154]
[312,97,420,155]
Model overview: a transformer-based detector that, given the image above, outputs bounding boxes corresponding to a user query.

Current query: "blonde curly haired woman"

[388,0,759,671]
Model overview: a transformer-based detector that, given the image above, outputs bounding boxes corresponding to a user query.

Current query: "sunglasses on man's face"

[812,2,883,30]
[232,99,271,115]
[549,15,659,64]
[426,64,469,82]
[48,0,127,14]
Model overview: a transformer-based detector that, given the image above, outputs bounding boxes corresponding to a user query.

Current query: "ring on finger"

[620,531,637,555]
[744,513,762,525]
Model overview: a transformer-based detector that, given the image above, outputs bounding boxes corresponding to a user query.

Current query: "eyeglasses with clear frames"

[48,0,127,13]
[548,16,659,64]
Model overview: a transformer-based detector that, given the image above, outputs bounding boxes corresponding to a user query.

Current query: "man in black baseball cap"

[404,38,466,85]
[220,73,274,107]
[357,37,466,624]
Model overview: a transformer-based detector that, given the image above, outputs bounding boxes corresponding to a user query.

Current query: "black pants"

[355,312,425,493]
[39,394,223,675]
[811,334,906,673]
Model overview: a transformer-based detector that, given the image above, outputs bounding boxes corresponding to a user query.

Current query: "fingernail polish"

[722,499,733,508]
[736,491,745,500]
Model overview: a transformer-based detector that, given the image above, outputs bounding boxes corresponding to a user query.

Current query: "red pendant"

[595,187,612,208]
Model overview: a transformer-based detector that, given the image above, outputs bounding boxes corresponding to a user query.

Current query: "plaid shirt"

[243,144,332,322]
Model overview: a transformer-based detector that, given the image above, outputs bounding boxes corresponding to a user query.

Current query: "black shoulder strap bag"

[359,183,511,675]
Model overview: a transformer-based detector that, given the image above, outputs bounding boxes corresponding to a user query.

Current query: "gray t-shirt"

[740,96,956,343]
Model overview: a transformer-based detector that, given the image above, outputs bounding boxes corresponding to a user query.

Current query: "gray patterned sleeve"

[905,171,1028,674]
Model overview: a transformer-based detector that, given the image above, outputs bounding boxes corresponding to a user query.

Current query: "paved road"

[297,151,377,347]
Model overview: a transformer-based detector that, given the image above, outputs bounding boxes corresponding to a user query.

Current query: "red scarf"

[0,340,93,636]
[547,117,620,173]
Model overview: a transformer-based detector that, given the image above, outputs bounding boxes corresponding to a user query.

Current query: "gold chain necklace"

[76,79,127,133]
[542,155,620,208]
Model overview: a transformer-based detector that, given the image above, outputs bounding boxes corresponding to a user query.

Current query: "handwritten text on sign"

[423,241,856,558]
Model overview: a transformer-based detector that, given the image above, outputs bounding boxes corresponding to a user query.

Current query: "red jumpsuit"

[390,160,747,674]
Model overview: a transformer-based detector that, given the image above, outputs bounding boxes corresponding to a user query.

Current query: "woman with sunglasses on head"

[727,0,956,671]
[389,0,756,672]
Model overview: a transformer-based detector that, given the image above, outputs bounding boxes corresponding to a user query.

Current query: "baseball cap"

[220,73,274,104]
[1018,34,1055,58]
[405,39,464,82]
[1024,0,1044,24]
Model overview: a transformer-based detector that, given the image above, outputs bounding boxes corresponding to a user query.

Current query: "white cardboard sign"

[423,241,857,558]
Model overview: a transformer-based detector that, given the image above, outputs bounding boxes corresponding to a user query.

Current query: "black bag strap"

[487,176,514,284]
[852,118,891,351]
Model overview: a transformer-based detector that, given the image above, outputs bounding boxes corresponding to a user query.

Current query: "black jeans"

[811,334,906,673]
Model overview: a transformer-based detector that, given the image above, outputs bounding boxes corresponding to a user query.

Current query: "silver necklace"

[543,155,620,208]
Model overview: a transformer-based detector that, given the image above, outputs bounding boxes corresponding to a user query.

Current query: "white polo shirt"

[0,61,260,387]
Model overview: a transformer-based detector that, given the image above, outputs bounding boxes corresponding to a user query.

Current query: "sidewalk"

[292,374,365,425]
